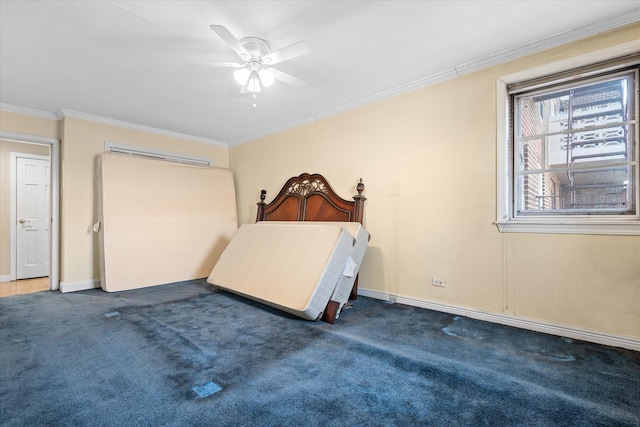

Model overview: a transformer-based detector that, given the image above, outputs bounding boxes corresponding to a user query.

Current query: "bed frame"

[256,173,367,323]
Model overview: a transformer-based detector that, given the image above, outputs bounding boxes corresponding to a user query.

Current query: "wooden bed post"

[256,190,266,223]
[353,178,366,225]
[349,179,367,301]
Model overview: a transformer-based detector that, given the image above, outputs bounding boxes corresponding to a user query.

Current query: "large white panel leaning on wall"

[96,152,238,292]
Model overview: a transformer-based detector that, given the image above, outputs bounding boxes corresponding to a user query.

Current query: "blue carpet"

[1,279,638,426]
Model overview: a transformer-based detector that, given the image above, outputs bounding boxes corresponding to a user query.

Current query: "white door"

[16,156,50,279]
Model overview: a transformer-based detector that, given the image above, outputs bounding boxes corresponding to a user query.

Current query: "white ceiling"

[1,1,639,146]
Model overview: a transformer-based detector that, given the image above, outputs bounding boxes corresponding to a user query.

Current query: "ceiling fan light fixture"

[233,68,251,85]
[197,25,310,95]
[247,73,262,93]
[258,68,275,87]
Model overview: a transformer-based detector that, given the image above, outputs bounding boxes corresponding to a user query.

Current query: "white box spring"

[207,223,354,320]
[259,221,369,313]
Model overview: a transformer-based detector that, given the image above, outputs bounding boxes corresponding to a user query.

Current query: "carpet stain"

[441,327,458,336]
[537,350,576,362]
[599,371,640,382]
[193,381,222,398]
[545,354,576,362]
[442,316,474,337]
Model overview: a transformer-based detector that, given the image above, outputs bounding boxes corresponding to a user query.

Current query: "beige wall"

[0,110,59,138]
[0,139,50,277]
[229,23,640,339]
[59,116,229,285]
[0,110,229,286]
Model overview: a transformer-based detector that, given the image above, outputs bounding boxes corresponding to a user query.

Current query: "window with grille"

[496,51,640,235]
[511,67,637,216]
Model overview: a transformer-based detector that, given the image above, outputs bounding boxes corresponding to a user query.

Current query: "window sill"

[495,218,640,235]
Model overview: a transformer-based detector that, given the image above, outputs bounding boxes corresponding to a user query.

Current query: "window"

[513,68,636,215]
[497,52,640,235]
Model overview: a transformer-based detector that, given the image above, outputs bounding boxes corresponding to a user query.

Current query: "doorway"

[14,154,50,279]
[0,131,60,293]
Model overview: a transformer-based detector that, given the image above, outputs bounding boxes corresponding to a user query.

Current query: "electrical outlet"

[432,277,446,287]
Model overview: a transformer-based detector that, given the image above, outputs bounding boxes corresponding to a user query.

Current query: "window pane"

[547,125,630,166]
[568,126,629,163]
[517,95,569,138]
[517,167,633,214]
[517,75,630,138]
[516,172,561,212]
[568,78,628,129]
[518,138,545,171]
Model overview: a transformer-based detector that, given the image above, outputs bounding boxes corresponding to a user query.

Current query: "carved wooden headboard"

[256,173,366,224]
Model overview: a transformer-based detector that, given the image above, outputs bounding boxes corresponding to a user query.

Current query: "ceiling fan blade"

[209,25,250,60]
[273,69,306,87]
[263,41,311,65]
[184,61,243,68]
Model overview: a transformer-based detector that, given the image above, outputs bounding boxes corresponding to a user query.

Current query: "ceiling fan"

[187,25,311,93]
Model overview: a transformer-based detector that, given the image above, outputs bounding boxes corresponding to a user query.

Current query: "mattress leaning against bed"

[207,222,356,320]
[258,221,370,314]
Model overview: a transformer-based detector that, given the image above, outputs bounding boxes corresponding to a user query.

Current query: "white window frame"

[496,41,640,235]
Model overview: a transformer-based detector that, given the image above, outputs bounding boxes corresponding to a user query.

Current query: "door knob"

[19,219,30,224]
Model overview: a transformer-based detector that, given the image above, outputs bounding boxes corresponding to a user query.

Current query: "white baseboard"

[0,275,11,283]
[358,288,640,352]
[59,279,101,293]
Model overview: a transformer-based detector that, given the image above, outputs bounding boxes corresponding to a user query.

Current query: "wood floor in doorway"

[0,277,49,297]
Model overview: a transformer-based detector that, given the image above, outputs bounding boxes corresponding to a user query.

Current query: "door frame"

[2,131,60,291]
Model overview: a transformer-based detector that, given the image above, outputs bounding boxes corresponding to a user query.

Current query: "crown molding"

[318,13,640,123]
[2,104,228,147]
[317,68,460,122]
[228,68,460,146]
[232,13,640,146]
[60,109,228,147]
[455,12,640,76]
[0,103,62,120]
[227,116,318,147]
